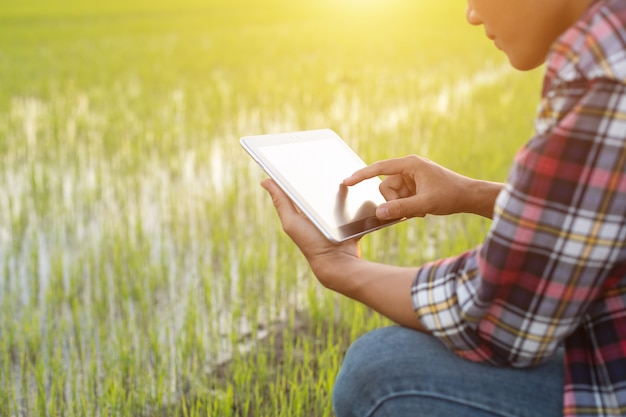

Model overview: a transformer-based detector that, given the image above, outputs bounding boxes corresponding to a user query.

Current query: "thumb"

[376,197,426,220]
[261,178,303,223]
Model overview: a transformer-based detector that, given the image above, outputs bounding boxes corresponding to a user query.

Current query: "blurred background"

[0,0,542,415]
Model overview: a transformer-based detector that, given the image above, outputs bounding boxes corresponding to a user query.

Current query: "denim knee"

[332,326,423,417]
[332,326,564,417]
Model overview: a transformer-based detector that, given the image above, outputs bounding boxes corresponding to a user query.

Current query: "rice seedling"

[0,0,543,415]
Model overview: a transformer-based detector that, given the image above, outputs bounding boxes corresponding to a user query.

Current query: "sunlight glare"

[331,0,389,14]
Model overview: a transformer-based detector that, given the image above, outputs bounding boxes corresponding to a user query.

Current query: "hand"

[343,155,503,220]
[261,177,426,331]
[260,178,360,291]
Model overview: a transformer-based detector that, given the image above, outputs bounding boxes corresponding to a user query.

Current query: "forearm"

[463,179,504,219]
[310,254,427,331]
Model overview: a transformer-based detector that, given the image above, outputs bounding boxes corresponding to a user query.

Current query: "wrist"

[465,179,504,219]
[310,254,425,330]
[309,253,364,295]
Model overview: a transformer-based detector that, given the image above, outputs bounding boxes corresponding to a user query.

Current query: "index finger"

[343,157,407,186]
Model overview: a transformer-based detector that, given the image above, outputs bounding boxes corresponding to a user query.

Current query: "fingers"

[261,177,283,206]
[343,158,407,186]
[379,175,411,200]
[261,178,361,265]
[343,156,426,220]
[377,196,427,220]
[261,178,299,224]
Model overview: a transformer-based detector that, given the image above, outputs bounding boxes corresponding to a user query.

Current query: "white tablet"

[240,129,404,242]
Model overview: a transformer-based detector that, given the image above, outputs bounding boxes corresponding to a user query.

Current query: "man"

[261,0,626,415]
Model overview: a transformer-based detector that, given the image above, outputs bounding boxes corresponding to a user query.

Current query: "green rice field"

[0,0,544,415]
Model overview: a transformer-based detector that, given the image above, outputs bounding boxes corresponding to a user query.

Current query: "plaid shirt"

[412,1,626,416]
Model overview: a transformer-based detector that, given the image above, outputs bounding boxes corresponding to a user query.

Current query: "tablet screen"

[241,129,403,241]
[258,138,383,225]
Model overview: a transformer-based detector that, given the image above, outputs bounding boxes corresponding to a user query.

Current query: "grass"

[0,0,543,415]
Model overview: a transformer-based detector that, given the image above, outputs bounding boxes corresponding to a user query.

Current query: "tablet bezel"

[240,129,403,242]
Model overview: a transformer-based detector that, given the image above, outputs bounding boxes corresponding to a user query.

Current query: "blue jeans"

[333,326,564,417]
